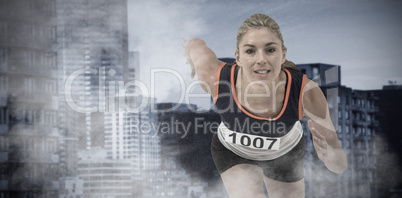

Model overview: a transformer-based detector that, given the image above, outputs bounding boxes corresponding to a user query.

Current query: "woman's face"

[236,27,287,83]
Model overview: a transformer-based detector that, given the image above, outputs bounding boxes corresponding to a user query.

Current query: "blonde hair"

[236,13,300,72]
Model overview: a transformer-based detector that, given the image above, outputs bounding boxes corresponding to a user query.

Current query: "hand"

[182,37,196,79]
[308,119,331,164]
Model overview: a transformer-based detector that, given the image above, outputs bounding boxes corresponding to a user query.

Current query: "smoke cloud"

[128,0,209,104]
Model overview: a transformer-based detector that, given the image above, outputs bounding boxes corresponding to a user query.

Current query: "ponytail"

[282,60,300,72]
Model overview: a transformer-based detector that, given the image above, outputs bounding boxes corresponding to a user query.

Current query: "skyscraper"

[56,0,129,177]
[57,1,165,197]
[0,0,60,197]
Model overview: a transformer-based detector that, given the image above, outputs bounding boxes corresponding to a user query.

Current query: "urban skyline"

[127,0,402,109]
[0,0,401,197]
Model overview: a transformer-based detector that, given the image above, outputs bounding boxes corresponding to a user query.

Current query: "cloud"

[128,0,208,102]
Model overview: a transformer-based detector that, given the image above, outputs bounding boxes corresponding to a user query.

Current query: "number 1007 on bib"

[224,132,281,150]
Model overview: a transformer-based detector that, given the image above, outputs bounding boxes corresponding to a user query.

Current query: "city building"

[62,149,135,198]
[298,63,379,198]
[57,1,167,197]
[0,0,60,197]
[105,96,161,176]
[56,0,129,179]
[369,84,402,197]
[128,51,140,80]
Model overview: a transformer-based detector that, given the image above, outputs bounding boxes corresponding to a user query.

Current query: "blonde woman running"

[183,13,347,198]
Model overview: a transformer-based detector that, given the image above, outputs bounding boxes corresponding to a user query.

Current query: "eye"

[266,48,275,53]
[245,49,255,54]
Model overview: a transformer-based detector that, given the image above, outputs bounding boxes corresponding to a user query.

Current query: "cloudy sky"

[127,0,402,108]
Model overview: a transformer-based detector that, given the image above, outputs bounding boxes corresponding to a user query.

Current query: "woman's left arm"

[302,78,347,174]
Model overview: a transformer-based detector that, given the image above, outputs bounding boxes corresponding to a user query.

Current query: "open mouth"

[254,70,270,74]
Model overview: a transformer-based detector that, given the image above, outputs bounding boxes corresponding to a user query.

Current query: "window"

[0,136,9,151]
[46,26,56,42]
[24,78,35,93]
[0,108,7,124]
[38,26,44,40]
[355,127,362,136]
[356,141,362,149]
[36,51,45,69]
[27,50,34,68]
[49,52,57,69]
[0,48,7,69]
[45,79,57,93]
[312,67,319,78]
[344,140,350,148]
[44,110,56,126]
[26,110,33,123]
[46,138,57,152]
[35,110,43,124]
[0,75,7,91]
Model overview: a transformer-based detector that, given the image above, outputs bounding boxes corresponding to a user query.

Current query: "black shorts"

[211,132,306,183]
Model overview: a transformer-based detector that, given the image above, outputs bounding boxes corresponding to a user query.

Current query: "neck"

[235,68,288,115]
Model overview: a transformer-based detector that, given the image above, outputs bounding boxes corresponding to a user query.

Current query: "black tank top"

[214,63,307,138]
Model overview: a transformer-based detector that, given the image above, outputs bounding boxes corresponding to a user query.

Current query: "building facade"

[298,63,379,198]
[369,85,402,197]
[56,0,129,180]
[60,149,135,198]
[0,0,60,197]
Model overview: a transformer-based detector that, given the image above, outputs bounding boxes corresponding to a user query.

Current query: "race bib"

[222,131,281,150]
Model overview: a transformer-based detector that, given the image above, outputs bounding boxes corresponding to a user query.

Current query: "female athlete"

[183,13,347,198]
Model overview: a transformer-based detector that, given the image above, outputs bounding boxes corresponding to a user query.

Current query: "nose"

[256,50,267,65]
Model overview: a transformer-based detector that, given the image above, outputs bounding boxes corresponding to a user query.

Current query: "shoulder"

[284,68,305,87]
[214,62,238,84]
[302,78,328,119]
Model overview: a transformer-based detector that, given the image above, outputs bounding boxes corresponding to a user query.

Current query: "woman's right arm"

[183,38,223,96]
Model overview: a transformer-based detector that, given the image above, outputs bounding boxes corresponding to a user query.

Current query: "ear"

[281,46,287,64]
[235,51,241,66]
